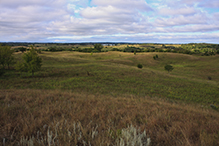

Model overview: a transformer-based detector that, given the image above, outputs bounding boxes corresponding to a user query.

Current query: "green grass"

[1,51,219,106]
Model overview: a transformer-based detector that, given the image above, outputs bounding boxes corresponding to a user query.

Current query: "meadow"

[1,47,219,145]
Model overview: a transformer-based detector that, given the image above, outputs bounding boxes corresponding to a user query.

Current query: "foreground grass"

[0,89,219,146]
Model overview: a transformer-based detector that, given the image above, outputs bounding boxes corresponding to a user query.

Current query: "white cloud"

[0,0,218,43]
[154,13,208,27]
[199,0,219,8]
[158,7,197,16]
[91,0,152,11]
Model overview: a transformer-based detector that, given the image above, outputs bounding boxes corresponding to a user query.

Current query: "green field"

[1,51,219,105]
[1,50,219,145]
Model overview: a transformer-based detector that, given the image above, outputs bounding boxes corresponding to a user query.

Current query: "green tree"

[0,45,14,69]
[94,44,103,52]
[18,47,26,53]
[164,64,174,73]
[15,61,26,75]
[137,64,143,69]
[16,46,42,76]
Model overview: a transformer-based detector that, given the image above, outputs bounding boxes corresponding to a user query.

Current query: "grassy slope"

[1,89,219,145]
[1,51,219,105]
[1,51,219,145]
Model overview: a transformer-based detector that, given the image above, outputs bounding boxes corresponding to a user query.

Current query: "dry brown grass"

[0,89,219,146]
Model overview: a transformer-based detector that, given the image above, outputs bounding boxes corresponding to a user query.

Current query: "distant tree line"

[42,44,104,53]
[110,44,219,56]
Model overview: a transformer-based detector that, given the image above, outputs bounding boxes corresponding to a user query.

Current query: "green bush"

[153,56,156,60]
[18,47,26,53]
[164,64,174,73]
[137,64,143,69]
[112,48,120,51]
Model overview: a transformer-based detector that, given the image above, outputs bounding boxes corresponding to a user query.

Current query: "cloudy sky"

[0,0,219,43]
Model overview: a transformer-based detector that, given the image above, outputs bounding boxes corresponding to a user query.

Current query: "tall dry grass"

[0,89,219,146]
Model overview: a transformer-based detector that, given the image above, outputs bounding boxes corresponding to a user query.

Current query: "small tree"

[164,64,174,73]
[137,64,143,69]
[153,56,156,60]
[94,44,103,52]
[16,46,42,76]
[0,45,14,69]
[15,61,27,75]
[18,47,26,53]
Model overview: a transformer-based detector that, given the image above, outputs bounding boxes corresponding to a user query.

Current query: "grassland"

[1,50,219,145]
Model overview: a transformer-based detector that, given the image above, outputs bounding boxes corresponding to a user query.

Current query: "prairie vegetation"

[0,43,219,145]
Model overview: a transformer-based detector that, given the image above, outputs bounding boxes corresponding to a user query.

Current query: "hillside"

[0,51,219,145]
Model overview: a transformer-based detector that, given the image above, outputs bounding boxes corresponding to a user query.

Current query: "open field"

[1,50,219,145]
[1,51,219,105]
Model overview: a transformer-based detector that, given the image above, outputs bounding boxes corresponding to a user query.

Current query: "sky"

[0,0,219,43]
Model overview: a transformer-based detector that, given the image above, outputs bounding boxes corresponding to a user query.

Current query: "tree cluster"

[94,44,103,52]
[0,45,14,69]
[15,46,42,76]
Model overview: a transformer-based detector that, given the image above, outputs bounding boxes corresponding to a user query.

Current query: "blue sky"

[0,0,219,43]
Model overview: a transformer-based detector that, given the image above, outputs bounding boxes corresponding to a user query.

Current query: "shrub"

[164,64,174,73]
[137,64,143,69]
[0,45,14,69]
[112,48,120,51]
[153,56,156,60]
[116,124,150,146]
[18,47,27,53]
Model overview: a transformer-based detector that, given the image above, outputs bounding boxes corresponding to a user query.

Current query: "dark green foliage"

[112,48,121,51]
[15,61,27,73]
[153,55,158,60]
[123,47,143,53]
[164,64,174,73]
[153,56,156,60]
[202,51,216,56]
[18,47,26,53]
[137,64,143,69]
[94,44,103,52]
[183,50,192,54]
[0,45,14,69]
[16,46,42,76]
[48,47,64,52]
